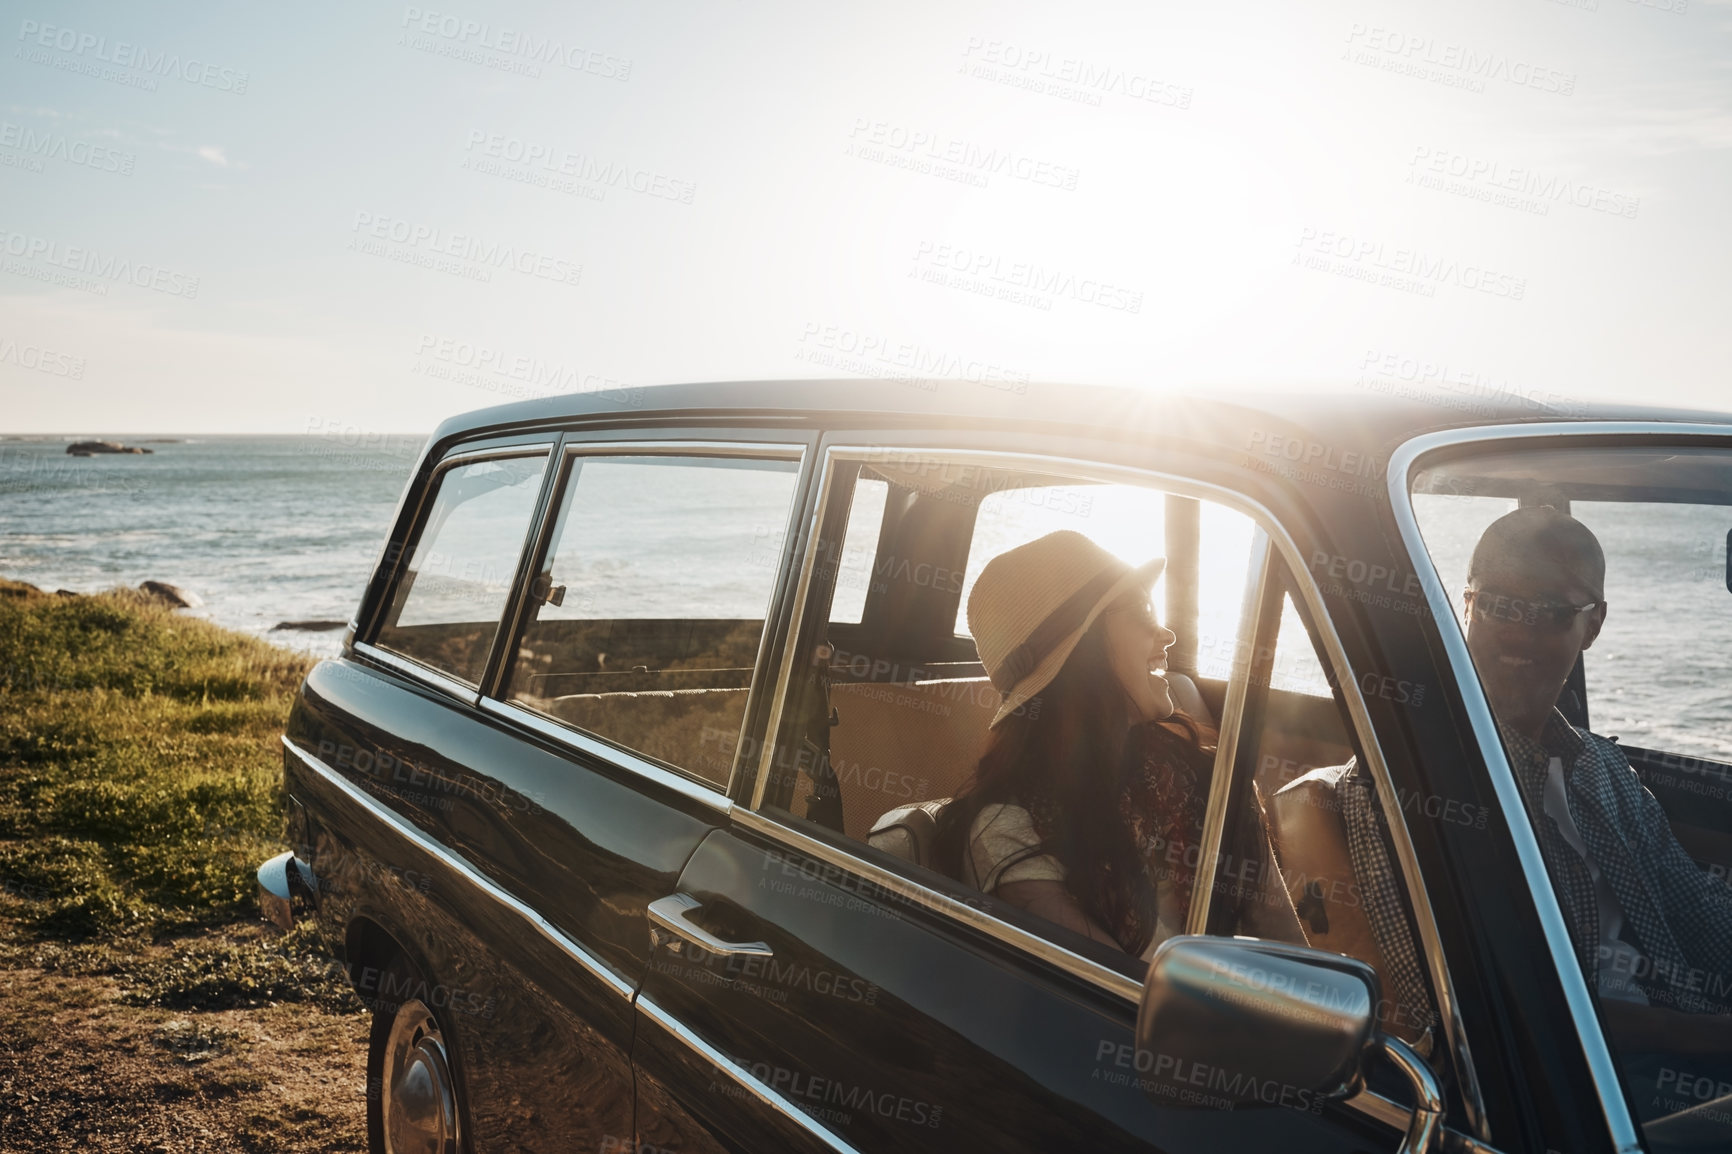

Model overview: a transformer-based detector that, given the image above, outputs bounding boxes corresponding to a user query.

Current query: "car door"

[628,434,1469,1152]
[287,427,815,1150]
[1399,429,1732,1154]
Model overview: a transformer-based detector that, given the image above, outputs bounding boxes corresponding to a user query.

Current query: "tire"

[365,952,467,1154]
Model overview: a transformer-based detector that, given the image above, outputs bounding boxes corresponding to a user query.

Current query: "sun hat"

[968,530,1165,729]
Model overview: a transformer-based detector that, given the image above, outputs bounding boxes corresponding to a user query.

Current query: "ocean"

[0,435,420,659]
[1,435,1725,759]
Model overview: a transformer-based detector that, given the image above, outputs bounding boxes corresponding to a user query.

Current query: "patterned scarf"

[1025,721,1207,955]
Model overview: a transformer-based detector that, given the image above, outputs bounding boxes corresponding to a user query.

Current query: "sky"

[1,0,1729,433]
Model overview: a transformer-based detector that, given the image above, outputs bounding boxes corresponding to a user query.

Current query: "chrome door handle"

[647,893,773,959]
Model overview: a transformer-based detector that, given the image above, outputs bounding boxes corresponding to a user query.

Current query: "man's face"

[1464,548,1605,735]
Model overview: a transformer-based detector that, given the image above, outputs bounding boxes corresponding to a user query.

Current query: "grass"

[0,577,314,940]
[0,580,369,1151]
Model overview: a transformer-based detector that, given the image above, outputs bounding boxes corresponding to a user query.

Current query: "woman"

[931,530,1300,962]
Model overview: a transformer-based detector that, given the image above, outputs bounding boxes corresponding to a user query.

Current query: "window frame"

[1389,420,1732,1154]
[733,435,1484,1140]
[355,439,558,704]
[469,432,816,804]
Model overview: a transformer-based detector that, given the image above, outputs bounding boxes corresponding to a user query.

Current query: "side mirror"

[1136,936,1443,1153]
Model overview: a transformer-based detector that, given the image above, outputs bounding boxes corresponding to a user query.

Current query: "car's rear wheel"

[367,953,465,1154]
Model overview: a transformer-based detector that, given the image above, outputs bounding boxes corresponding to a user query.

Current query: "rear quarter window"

[374,452,549,686]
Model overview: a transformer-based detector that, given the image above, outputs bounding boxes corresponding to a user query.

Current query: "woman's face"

[1102,594,1177,723]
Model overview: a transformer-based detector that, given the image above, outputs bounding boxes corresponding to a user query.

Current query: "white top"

[966,802,1180,961]
[1542,755,1650,1005]
[967,803,1065,891]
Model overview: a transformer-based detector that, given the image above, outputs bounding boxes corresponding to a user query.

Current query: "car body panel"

[631,822,1408,1153]
[285,654,723,1149]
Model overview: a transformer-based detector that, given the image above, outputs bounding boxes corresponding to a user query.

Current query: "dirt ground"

[0,922,369,1154]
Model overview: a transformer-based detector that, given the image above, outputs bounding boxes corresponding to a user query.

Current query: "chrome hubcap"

[383,999,460,1154]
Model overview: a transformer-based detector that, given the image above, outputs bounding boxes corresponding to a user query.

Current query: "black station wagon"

[259,381,1732,1154]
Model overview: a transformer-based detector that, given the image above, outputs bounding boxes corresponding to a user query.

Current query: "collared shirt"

[1538,753,1649,1003]
[1500,710,1732,1014]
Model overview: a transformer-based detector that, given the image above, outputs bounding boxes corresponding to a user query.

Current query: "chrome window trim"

[479,697,733,814]
[280,735,635,1001]
[549,438,807,460]
[437,442,557,468]
[747,441,1484,1137]
[355,640,482,707]
[1387,419,1732,1154]
[366,443,556,687]
[636,994,858,1154]
[496,437,809,801]
[749,449,839,812]
[1188,529,1273,932]
[731,806,1145,1001]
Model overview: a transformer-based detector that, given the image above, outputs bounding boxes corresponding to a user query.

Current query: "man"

[1464,507,1732,1067]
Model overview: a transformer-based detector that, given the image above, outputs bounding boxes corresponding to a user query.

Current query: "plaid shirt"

[1501,710,1732,1014]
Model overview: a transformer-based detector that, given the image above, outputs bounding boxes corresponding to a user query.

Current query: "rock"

[272,619,347,632]
[0,579,44,599]
[65,440,153,455]
[54,589,79,597]
[137,581,203,608]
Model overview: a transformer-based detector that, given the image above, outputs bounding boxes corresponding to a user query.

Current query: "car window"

[502,451,802,788]
[1410,444,1732,1154]
[1245,573,1442,1053]
[952,483,1255,684]
[752,449,1265,975]
[827,476,887,626]
[373,452,549,686]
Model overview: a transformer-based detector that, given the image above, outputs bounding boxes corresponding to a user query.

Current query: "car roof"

[429,378,1732,453]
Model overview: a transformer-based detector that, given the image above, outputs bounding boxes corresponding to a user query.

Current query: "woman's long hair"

[931,618,1213,956]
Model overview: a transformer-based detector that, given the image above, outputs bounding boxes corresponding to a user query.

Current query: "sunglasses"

[1104,599,1158,629]
[1464,587,1600,631]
